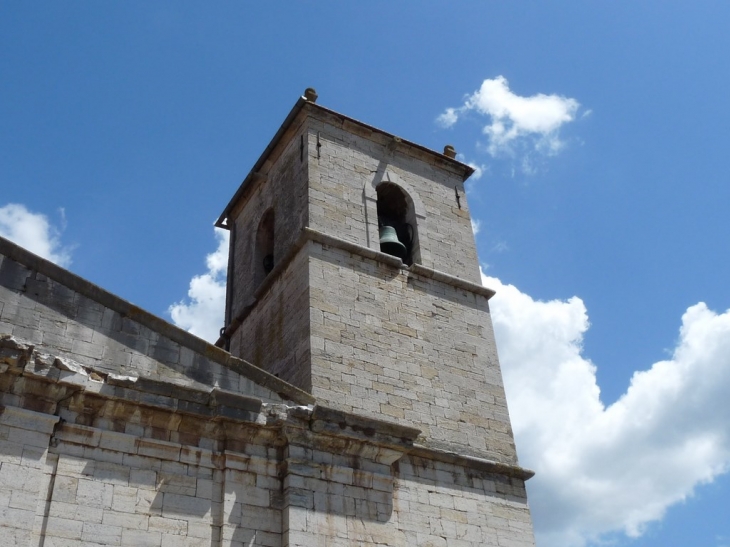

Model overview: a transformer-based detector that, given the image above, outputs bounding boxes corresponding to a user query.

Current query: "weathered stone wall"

[228,120,309,324]
[306,111,482,284]
[0,241,308,406]
[0,396,535,547]
[308,241,517,464]
[230,248,311,392]
[392,455,534,547]
[0,405,58,546]
[0,402,284,547]
[0,331,287,547]
[280,447,534,547]
[0,305,533,547]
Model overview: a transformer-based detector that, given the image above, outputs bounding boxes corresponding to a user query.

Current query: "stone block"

[98,430,138,454]
[162,493,212,521]
[137,439,181,462]
[148,515,188,535]
[102,509,150,530]
[157,473,197,496]
[111,485,138,513]
[76,478,113,509]
[45,516,84,539]
[130,468,157,488]
[81,522,123,546]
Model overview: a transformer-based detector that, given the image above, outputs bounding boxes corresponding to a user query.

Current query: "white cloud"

[491,241,509,253]
[169,228,229,342]
[467,162,485,180]
[437,107,459,128]
[440,76,580,157]
[482,270,730,547]
[456,153,487,189]
[471,218,482,236]
[0,203,73,267]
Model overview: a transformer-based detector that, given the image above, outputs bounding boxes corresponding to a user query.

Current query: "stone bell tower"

[216,89,518,464]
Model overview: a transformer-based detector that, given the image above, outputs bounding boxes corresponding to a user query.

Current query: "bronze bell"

[379,225,407,259]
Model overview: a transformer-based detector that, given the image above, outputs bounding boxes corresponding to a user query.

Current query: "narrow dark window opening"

[255,209,275,286]
[376,183,418,265]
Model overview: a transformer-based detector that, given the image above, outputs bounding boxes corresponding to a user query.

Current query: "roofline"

[215,94,476,229]
[0,234,316,406]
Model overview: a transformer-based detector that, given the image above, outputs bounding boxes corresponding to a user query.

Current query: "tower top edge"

[215,93,475,229]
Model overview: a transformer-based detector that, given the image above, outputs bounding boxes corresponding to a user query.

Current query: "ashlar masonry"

[0,89,537,546]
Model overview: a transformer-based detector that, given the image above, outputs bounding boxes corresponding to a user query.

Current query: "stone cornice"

[410,444,535,481]
[221,226,496,343]
[305,227,496,299]
[215,94,475,229]
[1,334,534,481]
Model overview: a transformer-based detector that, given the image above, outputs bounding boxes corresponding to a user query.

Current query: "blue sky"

[2,3,729,546]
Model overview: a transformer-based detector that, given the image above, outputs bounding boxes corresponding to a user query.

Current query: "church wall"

[0,249,293,405]
[281,448,534,547]
[0,403,534,547]
[0,406,58,546]
[230,248,311,392]
[1,324,534,547]
[309,244,516,463]
[392,455,534,547]
[308,242,518,464]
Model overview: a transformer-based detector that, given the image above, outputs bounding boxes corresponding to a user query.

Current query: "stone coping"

[0,235,315,406]
[410,444,535,481]
[309,404,422,446]
[1,333,266,420]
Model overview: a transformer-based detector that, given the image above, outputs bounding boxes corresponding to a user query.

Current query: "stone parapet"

[0,235,313,406]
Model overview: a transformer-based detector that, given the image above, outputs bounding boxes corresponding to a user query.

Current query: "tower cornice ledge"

[410,444,535,481]
[303,227,496,299]
[219,226,497,345]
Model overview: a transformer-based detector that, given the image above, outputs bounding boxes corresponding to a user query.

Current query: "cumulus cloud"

[169,228,229,342]
[471,218,482,236]
[440,76,580,157]
[467,162,486,181]
[437,107,459,128]
[455,153,487,191]
[482,270,730,547]
[0,203,73,267]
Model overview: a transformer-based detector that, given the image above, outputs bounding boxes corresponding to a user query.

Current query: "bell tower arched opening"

[376,182,419,265]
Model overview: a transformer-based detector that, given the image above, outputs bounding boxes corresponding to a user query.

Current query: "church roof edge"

[215,93,475,229]
[0,234,316,406]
